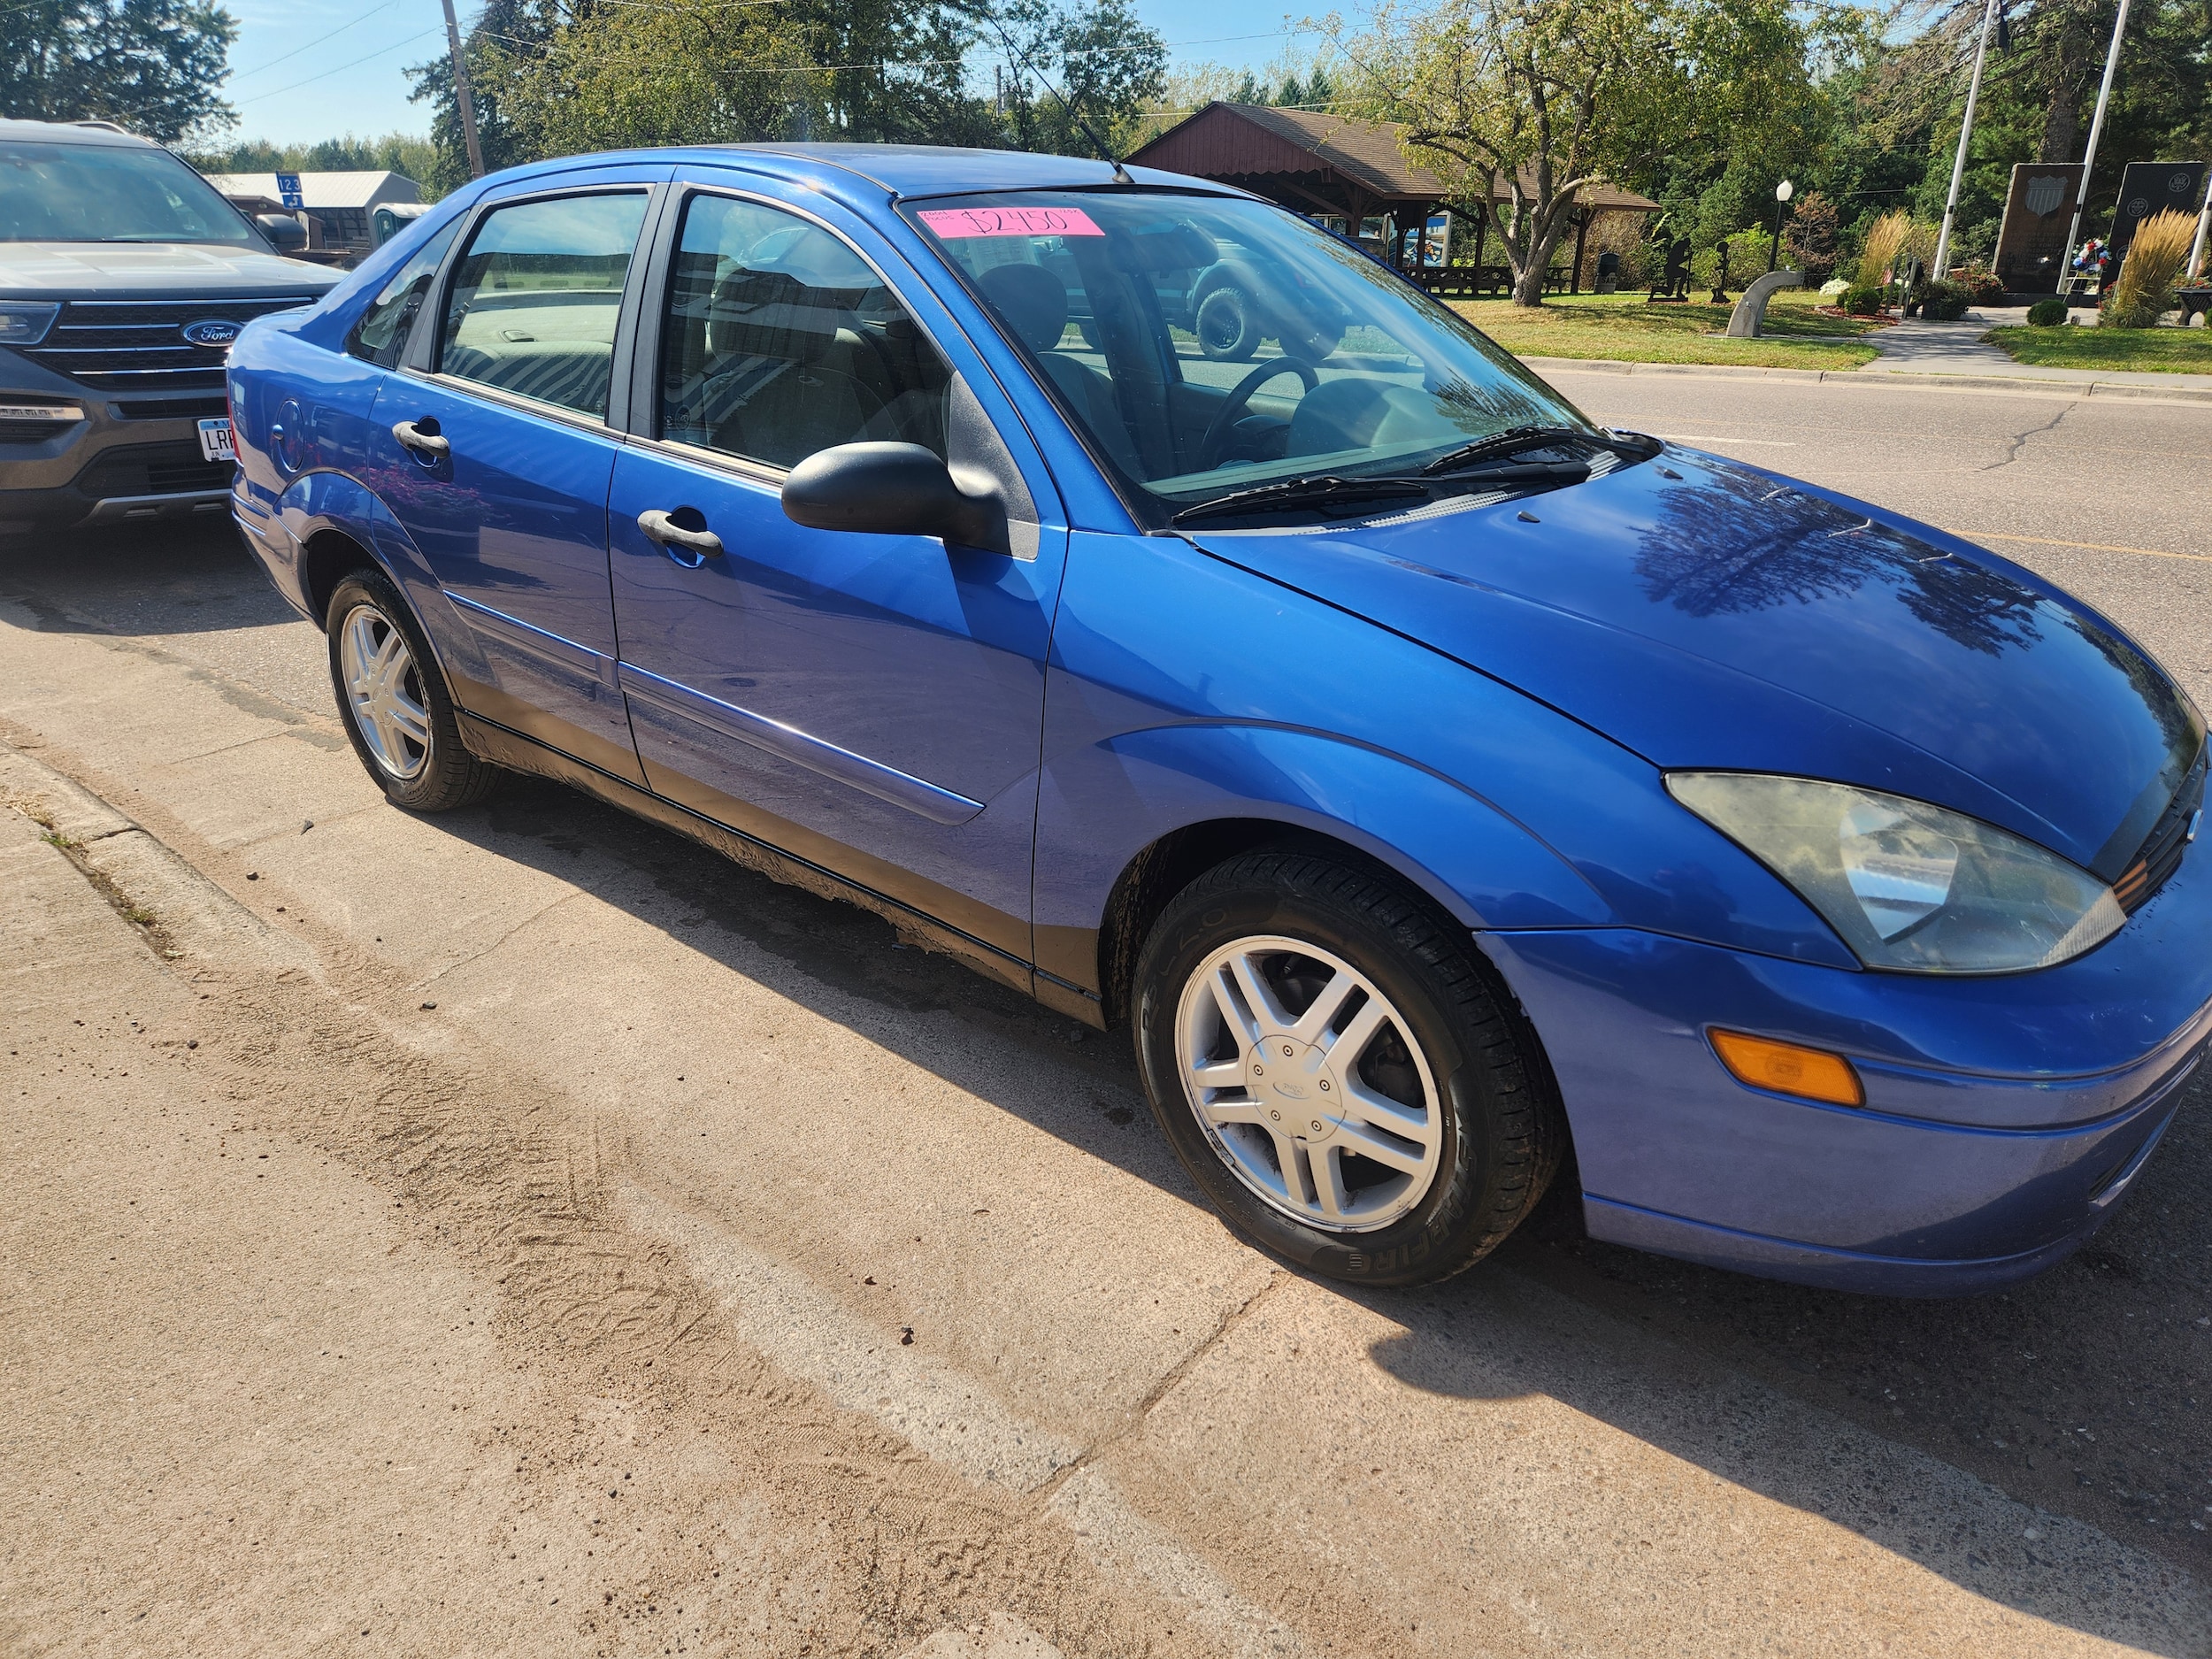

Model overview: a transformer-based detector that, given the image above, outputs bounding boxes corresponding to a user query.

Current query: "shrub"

[2104,209,2196,327]
[2026,297,2069,326]
[1921,280,1971,320]
[1951,261,2005,303]
[1818,276,1849,297]
[1841,284,1884,316]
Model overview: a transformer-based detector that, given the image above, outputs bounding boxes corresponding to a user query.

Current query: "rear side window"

[658,193,950,469]
[436,192,649,420]
[345,217,462,367]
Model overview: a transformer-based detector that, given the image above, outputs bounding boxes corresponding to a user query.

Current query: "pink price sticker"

[917,205,1105,240]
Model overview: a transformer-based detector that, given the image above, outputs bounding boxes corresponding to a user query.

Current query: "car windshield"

[907,190,1601,522]
[0,140,255,245]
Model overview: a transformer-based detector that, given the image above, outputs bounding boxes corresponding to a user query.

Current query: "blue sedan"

[225,144,2209,1295]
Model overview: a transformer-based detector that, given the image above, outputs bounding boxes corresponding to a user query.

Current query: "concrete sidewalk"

[1855,309,2212,393]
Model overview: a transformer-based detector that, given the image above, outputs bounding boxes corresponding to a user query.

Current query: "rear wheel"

[326,568,497,812]
[1133,850,1562,1286]
[1194,286,1260,361]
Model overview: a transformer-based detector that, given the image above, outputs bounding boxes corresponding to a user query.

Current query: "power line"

[227,0,403,82]
[234,25,448,104]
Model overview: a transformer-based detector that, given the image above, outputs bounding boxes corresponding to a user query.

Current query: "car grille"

[113,396,231,421]
[26,295,319,394]
[73,442,234,500]
[2114,746,2207,913]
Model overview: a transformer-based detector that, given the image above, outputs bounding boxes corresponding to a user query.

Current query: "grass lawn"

[1985,325,2212,373]
[1449,291,1882,370]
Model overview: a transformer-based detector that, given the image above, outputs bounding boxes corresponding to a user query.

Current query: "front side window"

[658,193,950,470]
[347,217,463,366]
[908,192,1599,523]
[437,192,649,419]
[0,141,255,244]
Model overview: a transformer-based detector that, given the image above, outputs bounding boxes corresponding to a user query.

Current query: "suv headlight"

[0,303,60,346]
[1668,772,2125,973]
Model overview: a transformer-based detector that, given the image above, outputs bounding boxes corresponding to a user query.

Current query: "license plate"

[197,417,234,463]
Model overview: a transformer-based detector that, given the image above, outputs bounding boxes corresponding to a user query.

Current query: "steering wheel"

[1196,359,1320,472]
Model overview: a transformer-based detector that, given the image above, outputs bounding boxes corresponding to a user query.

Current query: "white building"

[204,170,422,257]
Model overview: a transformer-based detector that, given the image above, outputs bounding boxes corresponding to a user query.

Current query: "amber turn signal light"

[1709,1029,1863,1108]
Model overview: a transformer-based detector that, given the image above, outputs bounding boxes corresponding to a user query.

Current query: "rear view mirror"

[257,213,307,253]
[781,442,1010,556]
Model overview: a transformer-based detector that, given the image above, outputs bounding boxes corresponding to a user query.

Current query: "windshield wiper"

[1421,424,1660,477]
[1170,473,1431,526]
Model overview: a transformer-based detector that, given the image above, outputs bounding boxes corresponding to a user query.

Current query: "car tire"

[1133,849,1562,1286]
[326,567,498,813]
[1194,286,1260,361]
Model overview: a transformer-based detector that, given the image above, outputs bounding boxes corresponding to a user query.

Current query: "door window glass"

[659,193,950,469]
[346,217,462,366]
[437,192,649,419]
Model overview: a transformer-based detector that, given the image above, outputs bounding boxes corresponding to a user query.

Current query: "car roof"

[0,118,155,147]
[502,142,1246,207]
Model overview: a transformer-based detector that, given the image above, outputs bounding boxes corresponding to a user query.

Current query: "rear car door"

[369,172,669,784]
[605,175,1070,974]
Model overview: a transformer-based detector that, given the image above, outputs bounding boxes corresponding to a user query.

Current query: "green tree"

[0,0,236,142]
[1328,0,1825,306]
[185,132,440,191]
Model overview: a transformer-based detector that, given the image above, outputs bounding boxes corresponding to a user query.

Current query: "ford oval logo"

[181,319,242,349]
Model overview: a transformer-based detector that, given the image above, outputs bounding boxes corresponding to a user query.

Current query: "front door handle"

[638,508,724,565]
[391,418,449,460]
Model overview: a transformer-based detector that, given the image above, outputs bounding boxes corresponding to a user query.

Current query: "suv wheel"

[1133,850,1562,1286]
[326,568,497,812]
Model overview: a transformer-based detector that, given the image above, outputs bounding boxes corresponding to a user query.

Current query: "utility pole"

[2057,0,2133,296]
[1932,0,2001,280]
[440,0,488,180]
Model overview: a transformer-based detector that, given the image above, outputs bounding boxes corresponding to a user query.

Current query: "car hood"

[0,242,341,298]
[1186,449,2202,878]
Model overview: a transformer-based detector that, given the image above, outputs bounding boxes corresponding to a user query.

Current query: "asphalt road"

[4,371,2210,1656]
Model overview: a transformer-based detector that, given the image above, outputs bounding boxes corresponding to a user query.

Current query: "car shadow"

[8,521,2206,1651]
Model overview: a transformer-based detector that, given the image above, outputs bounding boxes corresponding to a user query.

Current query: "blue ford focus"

[225,145,2208,1294]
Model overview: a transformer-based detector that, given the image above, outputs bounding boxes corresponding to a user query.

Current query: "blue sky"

[219,0,1319,147]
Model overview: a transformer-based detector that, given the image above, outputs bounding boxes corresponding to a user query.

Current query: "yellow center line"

[1945,529,2212,565]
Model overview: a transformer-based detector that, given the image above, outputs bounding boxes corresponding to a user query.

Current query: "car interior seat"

[977,263,1144,477]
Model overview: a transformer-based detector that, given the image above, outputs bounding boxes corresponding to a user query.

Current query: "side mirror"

[257,213,307,253]
[781,442,1009,555]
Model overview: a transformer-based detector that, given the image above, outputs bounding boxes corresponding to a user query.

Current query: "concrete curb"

[1516,355,2212,403]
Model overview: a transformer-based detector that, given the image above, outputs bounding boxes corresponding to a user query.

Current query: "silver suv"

[0,119,342,535]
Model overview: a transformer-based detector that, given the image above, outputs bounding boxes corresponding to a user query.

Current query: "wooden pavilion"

[1126,102,1662,296]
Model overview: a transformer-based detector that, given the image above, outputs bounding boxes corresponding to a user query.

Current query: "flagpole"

[2191,167,2211,280]
[1932,0,2001,280]
[2057,0,2134,296]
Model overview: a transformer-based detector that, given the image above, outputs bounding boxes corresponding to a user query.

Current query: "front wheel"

[1133,850,1562,1286]
[326,568,498,812]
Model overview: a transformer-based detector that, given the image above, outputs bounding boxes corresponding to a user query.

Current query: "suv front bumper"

[0,356,233,534]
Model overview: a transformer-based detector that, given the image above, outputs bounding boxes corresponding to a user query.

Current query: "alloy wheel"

[1173,934,1444,1232]
[337,602,432,780]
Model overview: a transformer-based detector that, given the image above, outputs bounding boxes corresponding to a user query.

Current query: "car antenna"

[954,0,1134,185]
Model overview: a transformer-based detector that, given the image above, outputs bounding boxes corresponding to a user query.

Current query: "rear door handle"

[391,418,449,460]
[638,508,724,565]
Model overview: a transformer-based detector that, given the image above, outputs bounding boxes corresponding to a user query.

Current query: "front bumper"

[1481,833,2212,1295]
[0,357,232,534]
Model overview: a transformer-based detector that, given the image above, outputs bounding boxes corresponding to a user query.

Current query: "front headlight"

[1668,772,2125,973]
[0,303,60,346]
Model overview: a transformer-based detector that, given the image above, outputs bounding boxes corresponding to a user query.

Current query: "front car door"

[370,171,669,784]
[606,173,1070,979]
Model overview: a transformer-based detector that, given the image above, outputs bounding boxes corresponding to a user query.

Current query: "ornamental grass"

[1855,211,1913,292]
[2105,210,2197,328]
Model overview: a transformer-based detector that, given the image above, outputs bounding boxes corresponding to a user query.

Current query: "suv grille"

[26,295,319,394]
[73,442,234,500]
[2115,746,2207,913]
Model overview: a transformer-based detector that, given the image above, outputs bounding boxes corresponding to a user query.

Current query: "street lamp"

[1769,180,1794,274]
